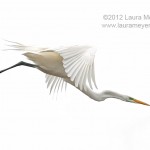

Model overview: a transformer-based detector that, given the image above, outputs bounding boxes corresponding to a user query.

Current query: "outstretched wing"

[5,41,97,91]
[56,46,97,90]
[45,74,67,95]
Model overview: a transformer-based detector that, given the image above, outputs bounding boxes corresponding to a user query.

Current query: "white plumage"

[0,40,149,106]
[56,45,97,90]
[45,74,67,95]
[6,41,97,92]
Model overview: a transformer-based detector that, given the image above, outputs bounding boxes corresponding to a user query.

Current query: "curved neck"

[64,78,127,102]
[80,87,127,102]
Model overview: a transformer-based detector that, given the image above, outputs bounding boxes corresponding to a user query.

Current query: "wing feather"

[79,61,88,90]
[67,57,85,78]
[71,59,86,86]
[53,78,61,95]
[64,54,81,68]
[6,41,97,91]
[49,76,57,94]
[91,63,98,89]
[65,56,84,75]
[45,74,67,96]
[57,46,97,90]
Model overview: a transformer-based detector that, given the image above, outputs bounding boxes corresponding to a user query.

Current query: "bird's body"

[24,51,68,78]
[0,41,149,106]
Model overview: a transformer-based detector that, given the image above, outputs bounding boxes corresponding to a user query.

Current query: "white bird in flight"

[0,41,149,106]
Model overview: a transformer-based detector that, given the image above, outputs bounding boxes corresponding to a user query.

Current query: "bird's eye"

[129,97,134,100]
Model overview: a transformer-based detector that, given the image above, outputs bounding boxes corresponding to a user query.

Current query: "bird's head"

[127,96,150,106]
[98,90,150,106]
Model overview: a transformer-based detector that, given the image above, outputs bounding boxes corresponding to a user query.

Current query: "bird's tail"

[4,40,49,53]
[3,40,50,66]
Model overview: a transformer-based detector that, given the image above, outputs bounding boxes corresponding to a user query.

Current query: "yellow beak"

[133,99,150,106]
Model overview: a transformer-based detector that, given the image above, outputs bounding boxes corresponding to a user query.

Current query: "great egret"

[0,41,149,106]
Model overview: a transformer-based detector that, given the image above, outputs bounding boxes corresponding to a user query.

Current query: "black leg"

[0,61,37,73]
